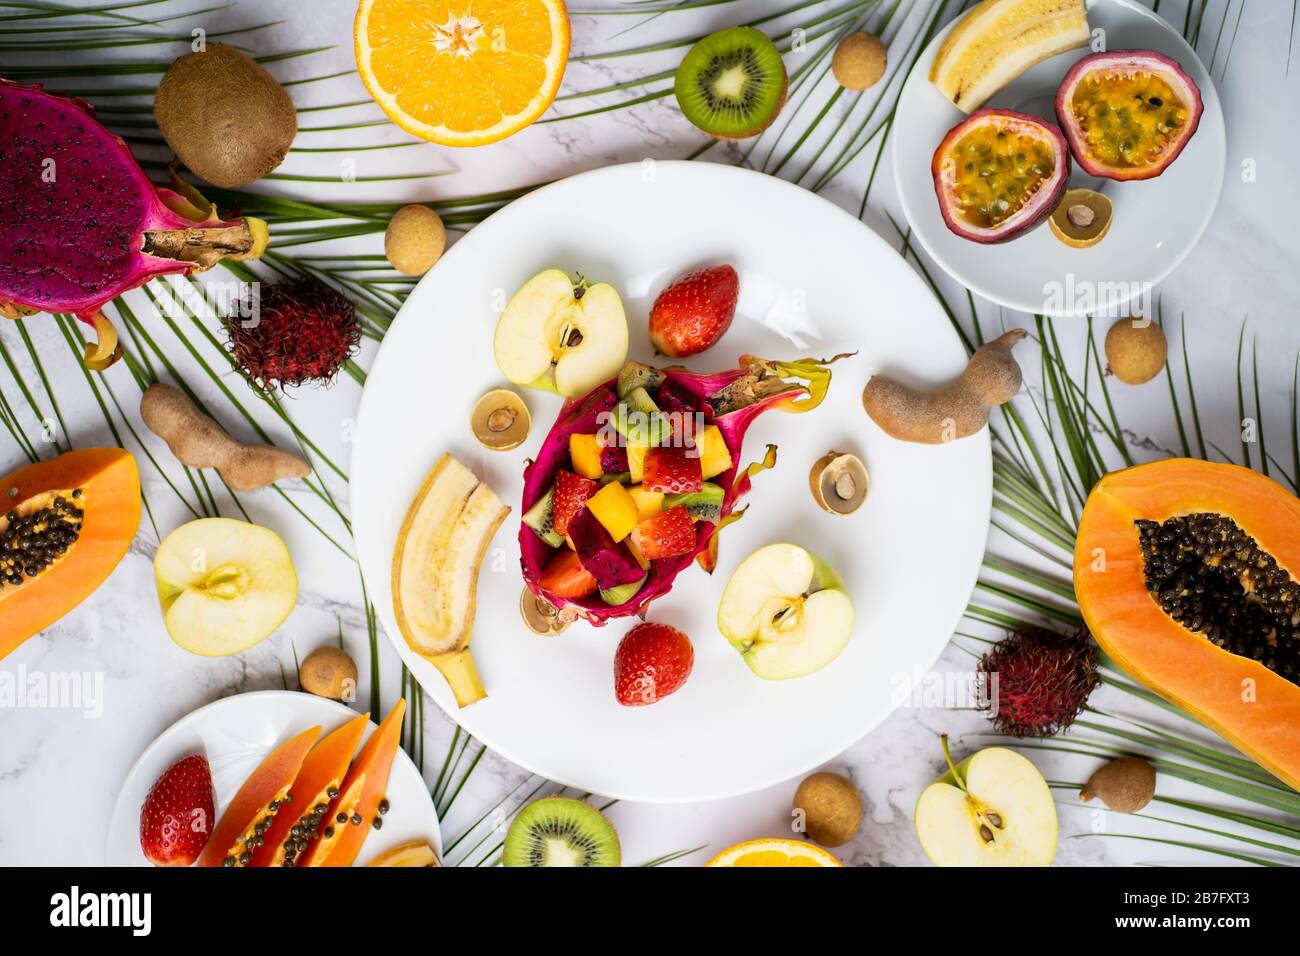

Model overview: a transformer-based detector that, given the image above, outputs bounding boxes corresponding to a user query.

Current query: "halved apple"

[717,543,853,680]
[154,518,298,656]
[493,269,629,398]
[914,740,1058,867]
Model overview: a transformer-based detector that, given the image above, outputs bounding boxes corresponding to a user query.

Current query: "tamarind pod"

[862,329,1025,444]
[218,446,312,492]
[140,382,311,490]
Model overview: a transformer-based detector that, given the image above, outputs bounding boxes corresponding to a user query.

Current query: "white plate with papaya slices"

[106,691,440,866]
[892,0,1226,317]
[351,160,994,803]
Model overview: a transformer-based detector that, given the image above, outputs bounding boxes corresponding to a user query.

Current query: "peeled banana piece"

[930,0,1089,112]
[391,453,509,707]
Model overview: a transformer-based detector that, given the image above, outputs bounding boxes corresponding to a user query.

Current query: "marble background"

[1,0,1298,866]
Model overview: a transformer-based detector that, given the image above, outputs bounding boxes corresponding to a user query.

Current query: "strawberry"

[614,622,694,706]
[648,264,739,358]
[630,505,697,560]
[538,549,597,599]
[552,469,599,537]
[642,444,702,495]
[140,754,215,867]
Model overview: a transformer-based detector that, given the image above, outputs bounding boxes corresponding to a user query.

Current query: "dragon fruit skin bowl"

[519,355,839,625]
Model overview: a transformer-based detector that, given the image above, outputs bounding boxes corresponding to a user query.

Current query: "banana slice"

[391,454,509,707]
[930,0,1089,113]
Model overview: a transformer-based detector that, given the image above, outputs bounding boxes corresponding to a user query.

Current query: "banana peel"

[391,453,509,707]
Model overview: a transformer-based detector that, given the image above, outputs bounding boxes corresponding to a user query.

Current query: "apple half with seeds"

[493,269,629,399]
[915,739,1058,867]
[154,517,297,656]
[717,542,853,680]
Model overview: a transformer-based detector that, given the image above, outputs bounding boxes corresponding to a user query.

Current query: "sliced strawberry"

[630,505,697,560]
[140,754,215,867]
[642,444,703,495]
[538,549,598,599]
[552,469,599,537]
[614,622,694,706]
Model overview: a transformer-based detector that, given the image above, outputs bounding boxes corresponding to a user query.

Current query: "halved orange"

[706,838,843,867]
[355,0,570,147]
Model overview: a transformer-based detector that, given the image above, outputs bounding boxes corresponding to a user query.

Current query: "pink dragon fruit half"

[520,354,842,625]
[0,80,268,367]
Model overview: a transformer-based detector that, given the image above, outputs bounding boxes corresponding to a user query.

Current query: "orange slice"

[706,838,843,867]
[355,0,570,147]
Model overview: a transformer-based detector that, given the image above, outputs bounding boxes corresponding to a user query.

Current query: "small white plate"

[892,0,1226,317]
[106,691,440,866]
[351,160,993,803]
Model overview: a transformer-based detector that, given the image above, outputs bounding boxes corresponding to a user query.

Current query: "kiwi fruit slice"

[617,360,666,399]
[674,26,788,140]
[613,387,672,445]
[599,573,647,606]
[522,487,564,548]
[665,481,724,522]
[503,797,621,867]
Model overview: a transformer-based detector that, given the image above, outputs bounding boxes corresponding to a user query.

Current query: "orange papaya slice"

[299,774,366,866]
[197,724,322,867]
[1075,459,1300,789]
[298,699,406,867]
[0,448,141,660]
[250,713,369,867]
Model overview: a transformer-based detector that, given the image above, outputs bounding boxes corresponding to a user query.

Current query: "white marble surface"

[2,0,1299,867]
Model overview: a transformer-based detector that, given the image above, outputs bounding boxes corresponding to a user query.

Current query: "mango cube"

[697,425,733,479]
[628,485,664,523]
[569,433,603,480]
[627,442,649,484]
[585,480,639,542]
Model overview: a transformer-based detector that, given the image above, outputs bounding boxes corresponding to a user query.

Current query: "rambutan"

[977,626,1099,737]
[224,277,360,390]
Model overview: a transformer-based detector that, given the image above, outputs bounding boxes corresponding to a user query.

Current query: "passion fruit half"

[1055,50,1203,181]
[931,108,1070,244]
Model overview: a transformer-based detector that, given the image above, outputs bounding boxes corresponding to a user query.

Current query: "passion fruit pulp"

[1055,50,1203,181]
[931,108,1070,244]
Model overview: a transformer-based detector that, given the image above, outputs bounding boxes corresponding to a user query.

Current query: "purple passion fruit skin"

[930,108,1071,244]
[1055,50,1203,182]
[931,108,1071,245]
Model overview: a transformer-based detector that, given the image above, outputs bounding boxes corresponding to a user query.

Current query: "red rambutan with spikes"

[224,277,360,390]
[977,627,1099,737]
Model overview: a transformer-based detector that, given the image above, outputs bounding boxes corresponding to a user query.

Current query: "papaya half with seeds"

[250,713,368,868]
[0,448,141,660]
[299,699,406,867]
[198,725,321,867]
[1075,459,1300,790]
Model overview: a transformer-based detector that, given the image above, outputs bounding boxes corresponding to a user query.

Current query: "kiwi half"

[674,27,788,140]
[502,797,621,867]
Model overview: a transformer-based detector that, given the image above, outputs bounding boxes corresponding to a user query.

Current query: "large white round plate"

[352,160,991,803]
[893,0,1225,317]
[107,691,440,866]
